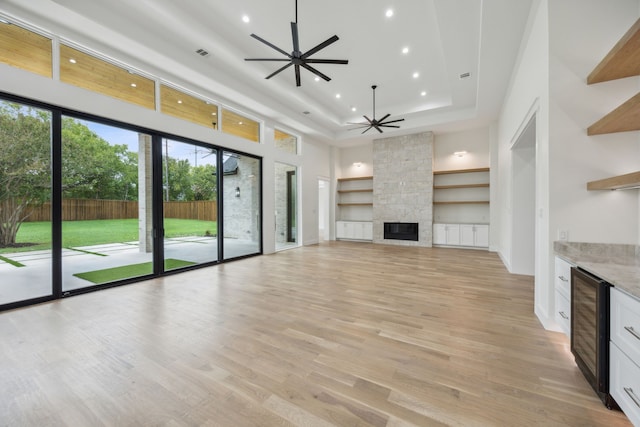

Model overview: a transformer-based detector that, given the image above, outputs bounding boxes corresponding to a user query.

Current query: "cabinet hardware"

[625,387,640,408]
[559,311,569,320]
[558,275,568,282]
[624,326,640,341]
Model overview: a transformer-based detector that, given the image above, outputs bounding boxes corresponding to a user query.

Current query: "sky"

[80,119,218,167]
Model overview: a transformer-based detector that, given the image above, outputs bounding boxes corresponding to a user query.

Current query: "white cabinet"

[554,256,573,338]
[610,287,640,426]
[433,223,488,248]
[336,221,372,241]
[460,224,488,247]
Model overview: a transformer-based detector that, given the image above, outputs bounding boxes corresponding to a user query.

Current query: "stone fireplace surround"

[372,131,433,247]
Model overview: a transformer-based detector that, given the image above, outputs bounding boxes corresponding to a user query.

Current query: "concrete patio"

[0,236,260,306]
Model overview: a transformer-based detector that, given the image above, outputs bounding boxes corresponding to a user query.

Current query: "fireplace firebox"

[384,222,418,241]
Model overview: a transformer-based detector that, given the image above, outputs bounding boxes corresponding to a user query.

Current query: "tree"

[190,164,217,201]
[61,119,138,200]
[0,103,51,247]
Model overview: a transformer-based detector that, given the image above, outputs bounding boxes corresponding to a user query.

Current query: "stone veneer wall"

[372,131,434,247]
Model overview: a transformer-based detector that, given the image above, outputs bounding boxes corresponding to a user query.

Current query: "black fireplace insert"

[384,222,418,241]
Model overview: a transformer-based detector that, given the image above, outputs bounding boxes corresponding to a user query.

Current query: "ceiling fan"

[349,85,405,134]
[244,0,348,87]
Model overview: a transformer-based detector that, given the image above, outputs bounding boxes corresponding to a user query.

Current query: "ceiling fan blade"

[379,125,401,128]
[250,33,292,58]
[363,115,374,125]
[361,126,373,134]
[245,58,292,62]
[291,22,300,54]
[265,62,293,79]
[305,59,349,64]
[374,125,383,133]
[295,64,301,87]
[300,63,331,82]
[380,118,405,125]
[301,35,339,59]
[377,113,390,123]
[347,122,367,125]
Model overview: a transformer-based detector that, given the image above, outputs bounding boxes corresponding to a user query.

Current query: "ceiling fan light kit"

[245,0,348,87]
[349,85,405,134]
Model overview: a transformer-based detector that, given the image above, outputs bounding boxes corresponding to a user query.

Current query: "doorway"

[275,162,298,251]
[510,116,536,276]
[318,178,330,242]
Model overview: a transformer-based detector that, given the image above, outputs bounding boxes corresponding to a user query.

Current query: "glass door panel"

[162,139,218,269]
[275,162,297,251]
[222,152,261,259]
[0,101,53,304]
[61,117,152,290]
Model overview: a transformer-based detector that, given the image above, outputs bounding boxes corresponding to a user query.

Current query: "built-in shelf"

[433,167,490,175]
[336,176,373,229]
[587,18,640,135]
[587,18,640,84]
[337,189,373,193]
[433,201,490,205]
[337,176,373,182]
[433,183,490,190]
[587,92,640,135]
[587,170,640,190]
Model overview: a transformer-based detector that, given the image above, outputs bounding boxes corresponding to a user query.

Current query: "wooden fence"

[24,199,217,222]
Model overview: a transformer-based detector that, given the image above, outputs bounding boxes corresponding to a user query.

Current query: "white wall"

[433,127,490,171]
[496,0,551,326]
[338,144,374,178]
[549,0,640,245]
[497,0,640,331]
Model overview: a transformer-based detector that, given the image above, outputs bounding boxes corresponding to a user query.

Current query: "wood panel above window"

[60,44,155,110]
[160,84,219,129]
[222,108,260,143]
[0,22,51,78]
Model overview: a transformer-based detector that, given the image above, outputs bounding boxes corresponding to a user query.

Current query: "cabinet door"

[363,222,373,240]
[445,224,460,245]
[474,225,489,247]
[460,225,475,246]
[353,222,365,239]
[433,224,447,245]
[336,221,347,239]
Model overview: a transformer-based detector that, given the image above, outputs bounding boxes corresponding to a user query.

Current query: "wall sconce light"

[453,151,467,157]
[235,186,240,197]
[353,162,362,168]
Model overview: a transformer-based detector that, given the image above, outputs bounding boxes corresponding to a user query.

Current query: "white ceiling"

[1,0,532,147]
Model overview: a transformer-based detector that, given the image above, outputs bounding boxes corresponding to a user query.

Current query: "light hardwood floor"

[0,242,632,426]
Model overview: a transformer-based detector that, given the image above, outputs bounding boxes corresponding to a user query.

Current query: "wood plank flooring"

[0,242,632,426]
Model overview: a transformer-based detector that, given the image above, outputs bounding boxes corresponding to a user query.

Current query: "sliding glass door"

[162,138,218,269]
[222,151,261,259]
[275,162,297,251]
[0,100,53,305]
[61,117,153,291]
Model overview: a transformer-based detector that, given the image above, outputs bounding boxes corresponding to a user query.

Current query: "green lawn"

[0,218,217,254]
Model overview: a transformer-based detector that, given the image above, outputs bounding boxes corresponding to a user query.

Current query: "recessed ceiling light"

[242,15,250,23]
[69,58,77,64]
[130,83,137,88]
[385,9,394,18]
[351,107,356,112]
[402,47,409,54]
[335,93,341,99]
[421,91,427,96]
[303,111,311,115]
[177,100,183,104]
[412,72,420,79]
[238,121,243,125]
[314,77,320,82]
[211,112,217,116]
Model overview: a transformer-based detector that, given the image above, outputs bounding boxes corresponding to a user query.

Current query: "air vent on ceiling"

[459,72,471,79]
[196,48,210,57]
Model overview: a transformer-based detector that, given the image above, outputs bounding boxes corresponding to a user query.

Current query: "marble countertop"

[554,241,640,299]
